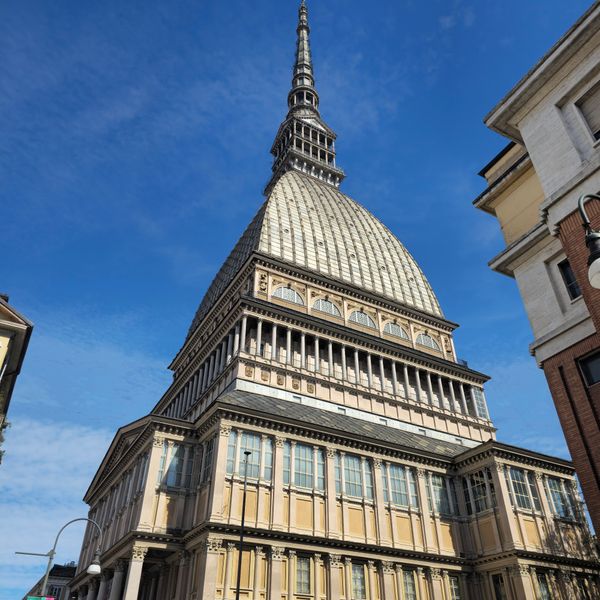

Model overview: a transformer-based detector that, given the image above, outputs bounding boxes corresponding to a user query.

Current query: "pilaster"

[123,547,148,600]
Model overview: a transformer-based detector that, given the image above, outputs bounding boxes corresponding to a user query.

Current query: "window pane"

[509,468,532,510]
[295,443,314,488]
[313,298,341,317]
[430,474,451,514]
[449,576,461,600]
[384,322,409,339]
[527,472,542,511]
[388,464,409,506]
[403,570,417,600]
[344,455,363,497]
[283,441,291,485]
[317,449,325,490]
[416,333,441,350]
[351,564,366,599]
[226,431,237,475]
[240,432,261,478]
[558,259,582,300]
[296,557,310,594]
[349,310,376,328]
[471,387,489,419]
[537,574,551,600]
[580,351,600,387]
[263,437,273,481]
[272,286,304,305]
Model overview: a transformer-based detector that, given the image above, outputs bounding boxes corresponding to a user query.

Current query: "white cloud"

[0,418,112,599]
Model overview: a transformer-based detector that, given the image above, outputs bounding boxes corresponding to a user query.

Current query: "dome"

[188,171,442,335]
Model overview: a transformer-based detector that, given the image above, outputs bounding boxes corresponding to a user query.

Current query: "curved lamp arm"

[41,517,103,595]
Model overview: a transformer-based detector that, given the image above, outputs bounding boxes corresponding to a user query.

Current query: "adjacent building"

[474,3,600,533]
[22,562,77,600]
[71,2,600,599]
[0,294,33,463]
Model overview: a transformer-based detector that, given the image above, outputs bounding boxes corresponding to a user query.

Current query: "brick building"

[474,4,600,533]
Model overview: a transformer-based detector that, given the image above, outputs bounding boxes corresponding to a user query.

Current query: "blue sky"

[0,0,594,596]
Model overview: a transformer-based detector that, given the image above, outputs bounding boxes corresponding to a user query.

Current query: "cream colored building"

[71,3,600,599]
[0,294,33,463]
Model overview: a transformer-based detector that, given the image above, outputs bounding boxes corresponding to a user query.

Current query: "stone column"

[288,550,296,599]
[416,468,434,551]
[240,316,248,353]
[301,332,306,369]
[403,364,410,399]
[373,458,388,545]
[147,573,158,600]
[415,369,424,403]
[326,448,338,537]
[314,336,320,372]
[208,425,232,521]
[366,353,373,388]
[426,372,435,406]
[96,572,109,600]
[460,573,470,600]
[174,551,190,600]
[86,579,99,600]
[253,547,265,600]
[448,380,459,413]
[223,543,235,600]
[328,340,334,377]
[328,555,342,599]
[272,436,286,530]
[379,357,386,392]
[233,322,241,356]
[437,376,445,410]
[226,331,234,364]
[344,558,353,600]
[367,561,377,600]
[394,564,403,600]
[509,565,535,600]
[341,345,347,380]
[354,349,360,384]
[458,383,469,415]
[314,554,322,600]
[428,568,444,600]
[199,537,222,599]
[286,329,292,365]
[220,339,228,371]
[256,319,263,356]
[391,362,398,396]
[490,462,521,550]
[123,548,148,600]
[271,324,278,361]
[416,567,426,600]
[269,546,285,599]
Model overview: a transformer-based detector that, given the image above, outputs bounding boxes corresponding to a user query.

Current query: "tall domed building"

[72,3,600,599]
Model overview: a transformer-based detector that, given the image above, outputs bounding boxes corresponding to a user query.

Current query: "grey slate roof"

[216,389,467,459]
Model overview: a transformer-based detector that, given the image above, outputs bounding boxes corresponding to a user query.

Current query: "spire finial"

[264,0,345,194]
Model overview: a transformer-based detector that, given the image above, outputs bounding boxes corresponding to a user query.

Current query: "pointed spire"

[265,1,345,194]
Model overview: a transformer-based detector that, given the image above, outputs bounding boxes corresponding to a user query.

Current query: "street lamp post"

[578,193,600,288]
[235,450,252,600]
[16,517,103,596]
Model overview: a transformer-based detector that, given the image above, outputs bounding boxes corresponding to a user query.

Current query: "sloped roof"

[216,388,465,458]
[188,171,442,335]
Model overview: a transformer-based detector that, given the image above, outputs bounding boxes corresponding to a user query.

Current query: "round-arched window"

[416,333,441,351]
[383,322,409,340]
[272,286,304,305]
[349,310,376,329]
[313,298,342,317]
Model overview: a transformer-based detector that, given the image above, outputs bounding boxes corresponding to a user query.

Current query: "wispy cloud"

[0,418,112,599]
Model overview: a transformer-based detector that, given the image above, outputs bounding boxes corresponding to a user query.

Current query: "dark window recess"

[558,259,582,300]
[580,351,600,387]
[577,84,600,141]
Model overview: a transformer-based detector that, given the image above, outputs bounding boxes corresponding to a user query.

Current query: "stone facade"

[72,2,600,599]
[474,4,600,532]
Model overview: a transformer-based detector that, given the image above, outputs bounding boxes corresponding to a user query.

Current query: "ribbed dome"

[188,171,442,335]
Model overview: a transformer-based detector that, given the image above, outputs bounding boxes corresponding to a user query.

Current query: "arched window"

[272,286,304,305]
[383,322,409,340]
[349,310,376,329]
[416,333,441,351]
[313,298,342,317]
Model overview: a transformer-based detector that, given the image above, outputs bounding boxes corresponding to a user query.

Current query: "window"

[449,576,461,600]
[272,286,304,305]
[313,298,342,317]
[537,573,551,600]
[403,570,417,600]
[283,442,324,490]
[527,472,542,511]
[427,473,453,515]
[509,468,531,510]
[545,477,577,519]
[580,351,600,387]
[471,387,489,419]
[416,333,441,351]
[166,444,184,487]
[157,441,191,488]
[201,437,215,483]
[351,564,366,600]
[349,310,376,329]
[464,468,496,515]
[558,259,582,300]
[577,83,600,140]
[296,556,311,594]
[226,431,273,481]
[492,574,507,600]
[334,453,374,499]
[48,586,63,600]
[383,322,409,339]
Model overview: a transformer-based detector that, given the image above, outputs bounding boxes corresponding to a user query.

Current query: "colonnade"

[163,315,489,423]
